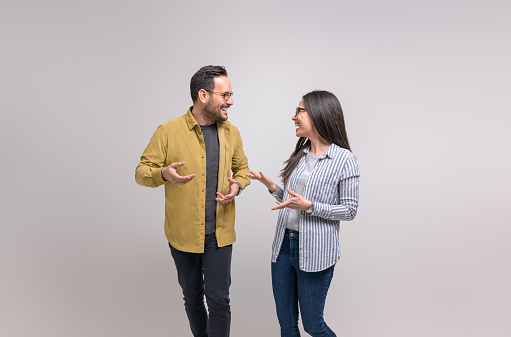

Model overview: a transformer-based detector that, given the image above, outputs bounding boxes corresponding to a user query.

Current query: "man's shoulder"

[220,120,242,134]
[159,114,187,129]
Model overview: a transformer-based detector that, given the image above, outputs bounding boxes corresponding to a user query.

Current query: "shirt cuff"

[152,167,166,186]
[270,185,284,201]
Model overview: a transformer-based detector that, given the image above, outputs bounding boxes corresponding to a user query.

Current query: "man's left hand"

[216,178,239,203]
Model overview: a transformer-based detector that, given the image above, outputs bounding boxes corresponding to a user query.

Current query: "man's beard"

[204,99,228,122]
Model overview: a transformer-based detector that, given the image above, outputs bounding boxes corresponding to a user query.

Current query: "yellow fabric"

[135,108,250,253]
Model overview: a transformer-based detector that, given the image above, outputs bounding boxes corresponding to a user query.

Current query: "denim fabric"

[272,229,336,337]
[169,233,232,337]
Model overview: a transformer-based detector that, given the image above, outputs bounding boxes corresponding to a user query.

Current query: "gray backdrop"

[1,0,510,336]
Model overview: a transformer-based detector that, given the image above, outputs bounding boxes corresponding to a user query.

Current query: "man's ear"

[198,89,209,104]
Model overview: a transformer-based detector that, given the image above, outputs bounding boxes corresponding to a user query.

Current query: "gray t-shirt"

[286,153,321,231]
[199,123,219,235]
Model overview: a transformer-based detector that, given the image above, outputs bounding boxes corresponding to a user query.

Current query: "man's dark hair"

[190,65,228,103]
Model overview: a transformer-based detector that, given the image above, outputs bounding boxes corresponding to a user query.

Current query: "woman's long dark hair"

[280,90,351,186]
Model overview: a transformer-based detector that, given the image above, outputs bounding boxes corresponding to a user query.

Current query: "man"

[135,65,250,337]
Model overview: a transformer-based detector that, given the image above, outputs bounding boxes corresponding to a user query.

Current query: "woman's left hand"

[271,189,312,211]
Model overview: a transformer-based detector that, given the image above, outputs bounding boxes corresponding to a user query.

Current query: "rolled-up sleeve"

[270,185,285,202]
[135,126,167,188]
[230,127,251,191]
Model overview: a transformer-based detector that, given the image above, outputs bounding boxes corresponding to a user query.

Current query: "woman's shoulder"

[329,143,357,161]
[328,144,359,177]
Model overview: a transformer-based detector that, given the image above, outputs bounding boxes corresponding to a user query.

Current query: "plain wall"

[1,0,510,336]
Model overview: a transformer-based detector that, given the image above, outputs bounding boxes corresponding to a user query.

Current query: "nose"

[226,95,233,105]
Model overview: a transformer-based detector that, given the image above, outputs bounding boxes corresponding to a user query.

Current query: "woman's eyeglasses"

[295,107,307,117]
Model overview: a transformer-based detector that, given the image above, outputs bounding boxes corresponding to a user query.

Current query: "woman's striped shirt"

[271,143,360,272]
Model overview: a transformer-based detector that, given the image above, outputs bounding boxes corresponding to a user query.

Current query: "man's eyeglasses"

[295,107,307,117]
[206,90,234,100]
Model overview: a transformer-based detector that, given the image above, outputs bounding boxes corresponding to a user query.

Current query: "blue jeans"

[169,233,232,337]
[271,229,336,337]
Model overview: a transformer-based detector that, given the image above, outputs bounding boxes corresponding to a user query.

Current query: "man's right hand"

[162,161,196,185]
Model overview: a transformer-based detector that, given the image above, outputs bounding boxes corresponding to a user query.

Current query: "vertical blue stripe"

[271,143,360,272]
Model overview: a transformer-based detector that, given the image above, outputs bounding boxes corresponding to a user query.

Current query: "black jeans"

[169,233,232,337]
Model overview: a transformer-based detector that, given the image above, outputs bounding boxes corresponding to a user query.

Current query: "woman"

[246,90,359,337]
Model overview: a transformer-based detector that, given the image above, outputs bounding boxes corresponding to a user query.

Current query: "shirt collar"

[185,107,228,131]
[185,107,199,131]
[303,143,334,159]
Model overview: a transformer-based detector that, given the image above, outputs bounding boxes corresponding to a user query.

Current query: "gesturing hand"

[245,171,277,193]
[215,177,239,203]
[271,189,312,211]
[162,161,196,185]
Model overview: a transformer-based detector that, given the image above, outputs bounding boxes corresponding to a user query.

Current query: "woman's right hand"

[245,171,277,193]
